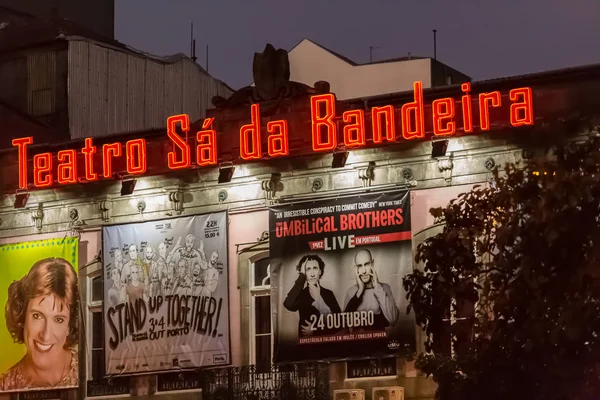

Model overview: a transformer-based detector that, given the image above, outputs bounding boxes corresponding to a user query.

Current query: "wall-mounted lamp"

[431,139,449,158]
[218,163,235,184]
[120,178,137,196]
[14,191,30,209]
[332,150,349,169]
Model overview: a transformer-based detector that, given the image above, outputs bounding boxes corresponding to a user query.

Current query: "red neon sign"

[196,118,217,166]
[311,94,337,152]
[167,114,191,169]
[12,80,534,190]
[82,138,98,181]
[343,110,366,148]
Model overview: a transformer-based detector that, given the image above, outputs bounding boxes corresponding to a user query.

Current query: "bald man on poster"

[343,249,400,330]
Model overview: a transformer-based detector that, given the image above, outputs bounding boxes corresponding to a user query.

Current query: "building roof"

[0,99,64,149]
[289,38,427,67]
[0,5,35,20]
[366,55,427,65]
[0,8,234,92]
[0,13,126,52]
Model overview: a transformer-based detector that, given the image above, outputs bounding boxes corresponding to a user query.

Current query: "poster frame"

[0,235,81,394]
[268,189,415,364]
[100,211,231,377]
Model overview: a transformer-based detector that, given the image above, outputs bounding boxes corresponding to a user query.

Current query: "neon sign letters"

[12,81,534,190]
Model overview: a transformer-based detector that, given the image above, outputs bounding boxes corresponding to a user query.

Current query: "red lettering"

[432,98,456,136]
[311,94,337,151]
[267,120,289,157]
[401,81,425,140]
[283,221,292,237]
[57,150,77,184]
[356,213,365,229]
[294,220,301,236]
[509,87,534,126]
[240,104,262,160]
[12,137,33,189]
[387,209,395,224]
[102,143,122,178]
[340,214,348,231]
[82,138,98,181]
[342,110,365,148]
[33,153,53,188]
[380,210,387,226]
[167,114,191,169]
[371,210,380,226]
[197,118,217,166]
[372,105,396,144]
[395,208,404,225]
[126,139,147,175]
[347,213,356,230]
[479,91,502,131]
[315,218,323,233]
[9,83,538,193]
[461,83,473,133]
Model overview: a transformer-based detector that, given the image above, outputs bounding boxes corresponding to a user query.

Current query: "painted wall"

[288,40,432,100]
[411,184,479,234]
[227,210,269,366]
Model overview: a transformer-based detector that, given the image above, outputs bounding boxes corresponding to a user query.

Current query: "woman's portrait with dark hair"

[283,254,341,337]
[0,257,79,391]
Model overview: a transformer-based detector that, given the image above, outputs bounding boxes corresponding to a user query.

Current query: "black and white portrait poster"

[102,213,230,374]
[269,191,415,363]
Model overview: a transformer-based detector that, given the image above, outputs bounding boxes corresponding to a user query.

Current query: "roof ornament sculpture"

[212,43,329,108]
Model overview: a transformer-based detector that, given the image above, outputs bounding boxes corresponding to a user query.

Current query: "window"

[249,257,273,373]
[87,272,105,381]
[27,52,55,116]
[435,296,475,356]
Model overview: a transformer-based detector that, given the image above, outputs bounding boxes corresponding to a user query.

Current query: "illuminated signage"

[12,81,534,190]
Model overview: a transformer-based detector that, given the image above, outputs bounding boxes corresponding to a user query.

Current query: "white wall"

[411,184,479,234]
[288,40,432,100]
[227,210,269,366]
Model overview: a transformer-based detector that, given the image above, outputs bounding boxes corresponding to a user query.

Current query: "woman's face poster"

[0,237,79,394]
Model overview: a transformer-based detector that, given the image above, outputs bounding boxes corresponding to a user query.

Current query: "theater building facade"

[0,49,599,400]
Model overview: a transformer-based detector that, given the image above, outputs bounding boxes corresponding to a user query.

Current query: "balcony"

[201,363,329,400]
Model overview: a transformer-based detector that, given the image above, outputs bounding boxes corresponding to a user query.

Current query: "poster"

[102,213,230,375]
[269,191,415,363]
[0,237,79,393]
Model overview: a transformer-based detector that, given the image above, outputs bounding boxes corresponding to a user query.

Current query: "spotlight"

[14,191,30,209]
[332,150,349,169]
[120,179,137,196]
[431,139,449,158]
[218,163,235,184]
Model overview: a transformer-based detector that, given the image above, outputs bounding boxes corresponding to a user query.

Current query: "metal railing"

[201,363,329,400]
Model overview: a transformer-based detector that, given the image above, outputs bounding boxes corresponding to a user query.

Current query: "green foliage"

[403,137,600,400]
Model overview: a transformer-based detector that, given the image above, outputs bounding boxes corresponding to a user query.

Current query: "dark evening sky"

[115,0,600,89]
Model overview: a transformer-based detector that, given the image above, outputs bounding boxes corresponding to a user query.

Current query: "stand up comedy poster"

[269,191,415,363]
[102,213,230,374]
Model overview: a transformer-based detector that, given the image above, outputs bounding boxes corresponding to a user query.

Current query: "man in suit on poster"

[343,249,400,330]
[284,255,341,337]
